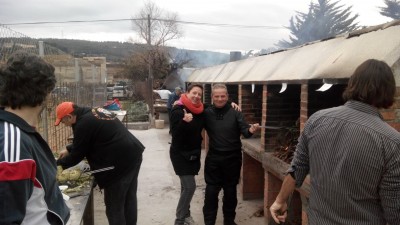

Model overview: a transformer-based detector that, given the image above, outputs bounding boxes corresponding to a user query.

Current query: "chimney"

[230,51,242,62]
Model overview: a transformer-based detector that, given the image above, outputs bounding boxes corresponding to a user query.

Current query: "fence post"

[39,41,49,142]
[75,59,81,105]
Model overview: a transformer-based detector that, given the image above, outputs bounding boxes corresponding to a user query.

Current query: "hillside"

[42,38,229,68]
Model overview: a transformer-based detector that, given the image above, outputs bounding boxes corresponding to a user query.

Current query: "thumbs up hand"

[182,109,193,123]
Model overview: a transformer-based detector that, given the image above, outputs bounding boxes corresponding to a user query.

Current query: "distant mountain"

[42,38,229,68]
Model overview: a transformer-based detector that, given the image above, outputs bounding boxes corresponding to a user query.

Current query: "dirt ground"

[92,127,265,225]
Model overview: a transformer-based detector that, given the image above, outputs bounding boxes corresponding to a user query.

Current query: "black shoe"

[224,220,237,225]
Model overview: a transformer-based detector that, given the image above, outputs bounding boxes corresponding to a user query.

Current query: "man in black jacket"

[55,102,145,225]
[203,84,260,225]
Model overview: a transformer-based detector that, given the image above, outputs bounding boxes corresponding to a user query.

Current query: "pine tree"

[379,0,400,19]
[277,0,359,48]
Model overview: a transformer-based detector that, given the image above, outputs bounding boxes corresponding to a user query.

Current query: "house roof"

[188,20,400,85]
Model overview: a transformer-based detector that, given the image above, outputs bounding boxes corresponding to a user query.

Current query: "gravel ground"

[92,127,265,225]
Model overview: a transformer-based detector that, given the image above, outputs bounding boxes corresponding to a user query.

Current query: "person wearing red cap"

[55,101,145,225]
[0,51,70,225]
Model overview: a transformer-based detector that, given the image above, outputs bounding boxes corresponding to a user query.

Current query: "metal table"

[65,181,94,225]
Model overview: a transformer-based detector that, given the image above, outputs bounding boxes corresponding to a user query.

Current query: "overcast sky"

[0,0,391,53]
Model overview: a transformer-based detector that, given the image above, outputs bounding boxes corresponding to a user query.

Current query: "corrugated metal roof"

[188,20,400,84]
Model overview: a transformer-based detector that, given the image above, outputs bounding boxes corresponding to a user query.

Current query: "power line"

[2,18,138,25]
[156,18,284,29]
[2,18,286,29]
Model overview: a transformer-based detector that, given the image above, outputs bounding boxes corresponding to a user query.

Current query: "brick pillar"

[241,152,264,200]
[238,84,242,106]
[202,129,209,152]
[299,84,309,224]
[300,84,308,132]
[203,84,211,152]
[264,171,282,224]
[261,84,267,151]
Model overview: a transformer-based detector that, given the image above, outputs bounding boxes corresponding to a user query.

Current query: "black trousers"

[167,108,172,132]
[104,155,143,225]
[203,150,242,225]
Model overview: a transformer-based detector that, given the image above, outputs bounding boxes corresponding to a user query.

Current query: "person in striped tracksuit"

[0,51,70,225]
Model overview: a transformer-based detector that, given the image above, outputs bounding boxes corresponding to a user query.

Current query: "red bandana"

[180,94,204,114]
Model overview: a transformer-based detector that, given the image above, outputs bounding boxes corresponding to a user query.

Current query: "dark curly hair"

[342,59,395,109]
[0,51,56,109]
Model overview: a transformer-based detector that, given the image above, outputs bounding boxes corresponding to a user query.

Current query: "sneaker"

[184,216,196,225]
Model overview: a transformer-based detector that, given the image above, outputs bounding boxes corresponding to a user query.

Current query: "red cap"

[54,102,74,126]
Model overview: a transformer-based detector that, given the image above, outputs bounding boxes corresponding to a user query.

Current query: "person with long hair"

[270,59,400,224]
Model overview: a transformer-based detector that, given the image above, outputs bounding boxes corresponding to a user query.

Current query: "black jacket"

[0,109,70,225]
[57,107,145,188]
[170,105,205,175]
[204,104,253,152]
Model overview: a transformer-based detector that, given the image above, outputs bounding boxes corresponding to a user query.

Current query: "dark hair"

[71,104,79,115]
[342,59,395,109]
[187,83,203,93]
[0,51,56,109]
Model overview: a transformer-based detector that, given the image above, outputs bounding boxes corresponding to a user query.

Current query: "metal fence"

[0,24,66,61]
[41,82,146,152]
[0,24,152,152]
[42,83,109,152]
[0,24,110,152]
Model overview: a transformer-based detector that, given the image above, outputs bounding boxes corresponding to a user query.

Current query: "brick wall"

[227,84,239,105]
[307,84,346,117]
[264,171,282,224]
[203,84,212,106]
[300,83,346,131]
[242,153,264,199]
[239,85,263,127]
[264,84,301,151]
[385,86,400,131]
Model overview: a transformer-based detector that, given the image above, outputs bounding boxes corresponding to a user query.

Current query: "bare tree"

[129,1,185,117]
[132,0,182,46]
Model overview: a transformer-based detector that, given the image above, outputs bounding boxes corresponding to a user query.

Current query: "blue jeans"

[104,155,142,225]
[175,175,196,225]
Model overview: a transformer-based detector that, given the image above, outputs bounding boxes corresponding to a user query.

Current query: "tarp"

[188,20,400,85]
